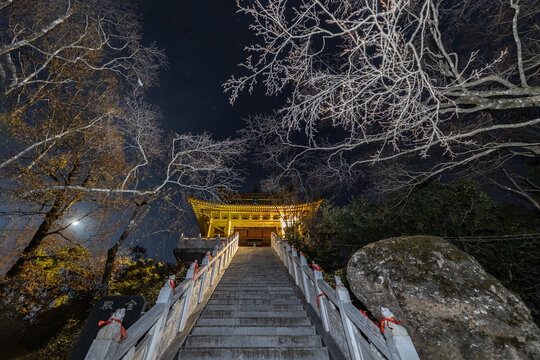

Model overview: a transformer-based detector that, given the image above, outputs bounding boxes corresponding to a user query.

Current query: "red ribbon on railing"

[316,293,325,307]
[206,254,212,260]
[332,283,346,289]
[300,252,306,257]
[312,263,323,271]
[98,318,126,340]
[191,260,199,279]
[380,316,403,334]
[169,279,176,294]
[357,308,383,330]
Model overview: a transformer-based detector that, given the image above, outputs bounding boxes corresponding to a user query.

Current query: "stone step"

[214,286,294,292]
[209,293,299,300]
[175,248,328,360]
[190,326,316,336]
[218,280,290,284]
[219,280,291,286]
[196,316,312,327]
[212,289,295,295]
[225,270,285,272]
[200,310,307,318]
[177,347,330,360]
[207,298,300,305]
[219,276,289,281]
[225,268,284,270]
[221,272,287,274]
[204,304,304,311]
[218,283,289,286]
[183,335,322,348]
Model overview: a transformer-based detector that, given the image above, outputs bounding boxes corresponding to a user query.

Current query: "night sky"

[134,0,284,189]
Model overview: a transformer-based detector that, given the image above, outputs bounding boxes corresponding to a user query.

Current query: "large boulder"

[346,235,540,360]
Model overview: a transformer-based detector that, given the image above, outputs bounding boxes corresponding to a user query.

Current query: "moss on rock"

[347,235,540,359]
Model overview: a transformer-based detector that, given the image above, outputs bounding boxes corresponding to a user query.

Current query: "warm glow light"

[72,221,80,226]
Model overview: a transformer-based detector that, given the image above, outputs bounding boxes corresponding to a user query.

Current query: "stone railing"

[178,233,226,241]
[271,233,420,360]
[85,233,239,360]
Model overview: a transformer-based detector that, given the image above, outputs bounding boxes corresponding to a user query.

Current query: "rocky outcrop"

[346,235,540,360]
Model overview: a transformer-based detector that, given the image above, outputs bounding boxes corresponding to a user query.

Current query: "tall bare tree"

[90,96,244,295]
[2,90,244,290]
[0,0,166,170]
[0,1,245,290]
[226,0,540,202]
[0,0,167,285]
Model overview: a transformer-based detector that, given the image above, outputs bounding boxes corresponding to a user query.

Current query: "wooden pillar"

[206,217,213,237]
[226,218,232,236]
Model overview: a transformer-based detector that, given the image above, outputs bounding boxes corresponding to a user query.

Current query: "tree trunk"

[2,160,81,285]
[3,197,66,281]
[99,199,150,297]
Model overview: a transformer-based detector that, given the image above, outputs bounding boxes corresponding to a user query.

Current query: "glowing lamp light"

[71,220,80,226]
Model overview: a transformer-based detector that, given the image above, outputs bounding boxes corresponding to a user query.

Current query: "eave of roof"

[187,196,323,212]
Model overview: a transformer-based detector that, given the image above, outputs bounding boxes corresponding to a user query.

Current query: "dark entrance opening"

[235,227,276,246]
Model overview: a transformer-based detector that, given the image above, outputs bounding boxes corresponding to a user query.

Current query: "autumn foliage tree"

[1,0,244,300]
[0,0,167,284]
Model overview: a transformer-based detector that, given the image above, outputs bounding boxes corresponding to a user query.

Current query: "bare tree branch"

[0,112,113,170]
[493,169,540,211]
[227,0,540,196]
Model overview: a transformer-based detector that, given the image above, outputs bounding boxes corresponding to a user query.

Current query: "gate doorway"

[235,227,276,246]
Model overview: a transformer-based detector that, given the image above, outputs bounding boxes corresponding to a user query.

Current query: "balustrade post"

[179,233,184,245]
[284,243,293,276]
[198,254,210,303]
[142,276,174,360]
[291,246,300,286]
[222,239,228,266]
[282,241,288,267]
[299,252,311,303]
[335,276,363,360]
[312,263,330,331]
[380,307,420,360]
[177,262,197,333]
[217,242,224,274]
[231,234,236,260]
[208,246,219,286]
[225,237,231,266]
[288,244,294,276]
[85,309,126,360]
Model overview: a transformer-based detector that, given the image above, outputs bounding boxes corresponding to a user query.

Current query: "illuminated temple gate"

[188,191,322,246]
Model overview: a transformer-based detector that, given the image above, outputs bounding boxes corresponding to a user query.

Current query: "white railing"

[271,233,419,360]
[85,233,239,360]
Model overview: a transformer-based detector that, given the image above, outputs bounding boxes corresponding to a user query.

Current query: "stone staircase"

[177,247,330,359]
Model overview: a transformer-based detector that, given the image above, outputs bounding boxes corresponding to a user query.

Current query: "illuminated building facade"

[188,190,322,246]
